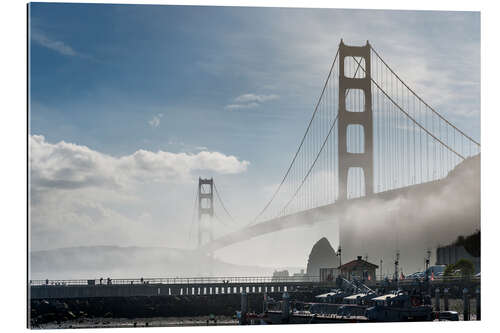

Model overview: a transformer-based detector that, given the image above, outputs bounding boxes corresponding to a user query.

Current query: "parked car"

[406,272,424,279]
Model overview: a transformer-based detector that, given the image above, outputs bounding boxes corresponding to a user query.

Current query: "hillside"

[30,246,301,280]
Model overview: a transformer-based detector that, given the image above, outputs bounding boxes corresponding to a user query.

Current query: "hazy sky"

[28,4,480,271]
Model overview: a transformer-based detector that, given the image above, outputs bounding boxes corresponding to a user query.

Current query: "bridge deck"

[201,178,444,252]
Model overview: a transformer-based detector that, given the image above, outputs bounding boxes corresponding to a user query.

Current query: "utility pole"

[380,259,383,280]
[425,249,431,274]
[337,245,342,277]
[425,249,431,295]
[394,251,400,288]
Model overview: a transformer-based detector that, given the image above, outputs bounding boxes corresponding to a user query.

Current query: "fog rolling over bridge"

[29,154,479,280]
[28,37,480,279]
[338,154,480,274]
[206,154,479,275]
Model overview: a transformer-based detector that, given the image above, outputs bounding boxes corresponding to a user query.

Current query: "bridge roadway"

[29,276,323,299]
[201,177,445,253]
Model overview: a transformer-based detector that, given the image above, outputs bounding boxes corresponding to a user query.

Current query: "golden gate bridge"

[194,40,480,255]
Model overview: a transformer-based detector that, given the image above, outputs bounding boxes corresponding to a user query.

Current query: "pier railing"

[29,275,321,286]
[30,274,479,287]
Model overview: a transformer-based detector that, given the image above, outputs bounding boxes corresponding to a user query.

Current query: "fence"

[30,275,321,287]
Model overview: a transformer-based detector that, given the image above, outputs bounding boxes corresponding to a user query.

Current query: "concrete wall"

[30,282,322,300]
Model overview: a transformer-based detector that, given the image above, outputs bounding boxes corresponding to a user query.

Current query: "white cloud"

[31,30,77,56]
[234,93,279,103]
[148,113,163,128]
[225,93,279,110]
[119,149,249,183]
[29,135,119,190]
[30,134,249,190]
[29,135,250,251]
[225,102,259,110]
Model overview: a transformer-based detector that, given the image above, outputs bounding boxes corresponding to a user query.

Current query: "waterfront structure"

[293,269,306,277]
[339,256,378,281]
[320,267,339,282]
[30,276,321,299]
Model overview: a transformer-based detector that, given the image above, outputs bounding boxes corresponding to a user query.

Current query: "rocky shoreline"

[29,292,317,328]
[33,316,239,329]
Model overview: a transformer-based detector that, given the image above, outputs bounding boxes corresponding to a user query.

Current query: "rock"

[306,237,339,276]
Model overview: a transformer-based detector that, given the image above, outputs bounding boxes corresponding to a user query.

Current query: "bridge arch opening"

[345,88,366,113]
[347,167,366,199]
[344,56,366,79]
[347,124,365,153]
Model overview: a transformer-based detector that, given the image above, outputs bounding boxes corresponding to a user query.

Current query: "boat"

[365,291,433,321]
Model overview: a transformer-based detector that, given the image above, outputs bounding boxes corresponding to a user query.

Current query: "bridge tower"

[198,177,214,249]
[338,40,374,200]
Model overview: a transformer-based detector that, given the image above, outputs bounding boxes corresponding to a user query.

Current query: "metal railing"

[365,275,481,287]
[397,275,480,284]
[30,274,479,287]
[30,275,321,286]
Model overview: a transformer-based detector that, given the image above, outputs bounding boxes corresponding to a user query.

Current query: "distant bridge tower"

[198,177,214,249]
[338,40,374,200]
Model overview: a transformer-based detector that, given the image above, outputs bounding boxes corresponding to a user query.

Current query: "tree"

[454,259,474,277]
[443,259,474,278]
[443,264,456,277]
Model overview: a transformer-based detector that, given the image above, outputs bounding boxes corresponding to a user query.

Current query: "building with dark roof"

[339,256,378,281]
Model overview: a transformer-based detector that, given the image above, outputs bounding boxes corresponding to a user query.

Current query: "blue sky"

[28,3,480,269]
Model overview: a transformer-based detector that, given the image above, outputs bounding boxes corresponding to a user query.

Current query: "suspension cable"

[213,211,229,226]
[370,46,480,147]
[249,47,340,224]
[351,56,466,160]
[213,182,235,222]
[281,57,365,212]
[282,114,339,212]
[188,185,198,243]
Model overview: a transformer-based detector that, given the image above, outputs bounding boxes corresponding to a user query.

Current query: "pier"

[30,276,324,299]
[30,275,480,300]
